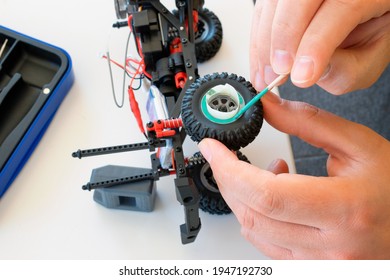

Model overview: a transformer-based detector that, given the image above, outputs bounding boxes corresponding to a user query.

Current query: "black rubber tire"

[172,8,223,63]
[182,72,264,151]
[195,8,223,63]
[188,151,250,215]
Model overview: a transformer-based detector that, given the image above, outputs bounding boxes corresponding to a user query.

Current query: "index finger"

[250,0,278,89]
[271,0,323,75]
[275,0,390,86]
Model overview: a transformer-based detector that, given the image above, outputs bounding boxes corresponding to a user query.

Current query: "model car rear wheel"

[172,8,223,62]
[188,151,250,215]
[195,8,223,62]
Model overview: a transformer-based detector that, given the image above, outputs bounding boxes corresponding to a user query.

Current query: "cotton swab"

[233,74,287,120]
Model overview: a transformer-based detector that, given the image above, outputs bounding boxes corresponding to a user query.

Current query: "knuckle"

[336,191,377,233]
[350,204,377,232]
[301,103,320,120]
[255,184,285,217]
[291,101,321,137]
[331,0,364,13]
[317,67,357,95]
[292,101,320,120]
[272,21,301,47]
[240,207,257,231]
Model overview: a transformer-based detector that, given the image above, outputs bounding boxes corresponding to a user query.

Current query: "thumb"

[198,138,239,167]
[317,12,390,95]
[197,138,264,190]
[261,91,377,161]
[317,41,390,95]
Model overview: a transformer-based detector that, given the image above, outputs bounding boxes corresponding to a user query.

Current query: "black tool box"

[0,26,74,197]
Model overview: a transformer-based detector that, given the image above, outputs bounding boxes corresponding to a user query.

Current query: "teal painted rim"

[200,87,245,124]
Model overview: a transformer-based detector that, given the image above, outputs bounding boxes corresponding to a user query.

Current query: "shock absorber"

[146,118,183,138]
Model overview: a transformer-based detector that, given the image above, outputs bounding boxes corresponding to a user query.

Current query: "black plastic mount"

[91,165,157,213]
[72,139,167,190]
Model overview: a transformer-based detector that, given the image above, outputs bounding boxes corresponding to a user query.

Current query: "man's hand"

[250,0,390,94]
[198,92,390,259]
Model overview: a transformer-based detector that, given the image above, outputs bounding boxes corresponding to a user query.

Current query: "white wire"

[0,39,9,58]
[106,30,134,108]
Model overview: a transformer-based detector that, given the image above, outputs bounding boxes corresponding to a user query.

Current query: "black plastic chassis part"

[74,0,204,244]
[72,140,166,191]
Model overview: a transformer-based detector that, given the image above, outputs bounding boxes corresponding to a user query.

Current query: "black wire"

[131,76,143,91]
[108,30,145,108]
[107,50,124,108]
[121,30,133,108]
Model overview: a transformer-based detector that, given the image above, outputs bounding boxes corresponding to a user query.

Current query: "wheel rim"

[114,0,129,19]
[200,162,219,193]
[195,16,210,44]
[200,83,244,124]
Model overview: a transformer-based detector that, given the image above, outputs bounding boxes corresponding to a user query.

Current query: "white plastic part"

[146,85,173,169]
[146,85,169,121]
[205,84,240,120]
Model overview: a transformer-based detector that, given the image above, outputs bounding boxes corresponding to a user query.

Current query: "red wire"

[125,13,156,136]
[102,55,141,76]
[127,53,146,135]
[127,14,152,79]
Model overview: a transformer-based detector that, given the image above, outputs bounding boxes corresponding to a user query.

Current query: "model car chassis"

[73,0,263,244]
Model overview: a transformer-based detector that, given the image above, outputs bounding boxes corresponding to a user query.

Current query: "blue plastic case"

[0,26,74,197]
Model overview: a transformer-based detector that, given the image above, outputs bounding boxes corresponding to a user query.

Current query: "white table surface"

[0,0,295,259]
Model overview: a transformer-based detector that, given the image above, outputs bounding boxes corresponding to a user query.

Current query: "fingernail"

[319,64,331,81]
[267,159,289,174]
[198,140,212,163]
[264,65,278,86]
[254,70,265,91]
[272,49,293,74]
[291,56,314,84]
[267,159,281,172]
